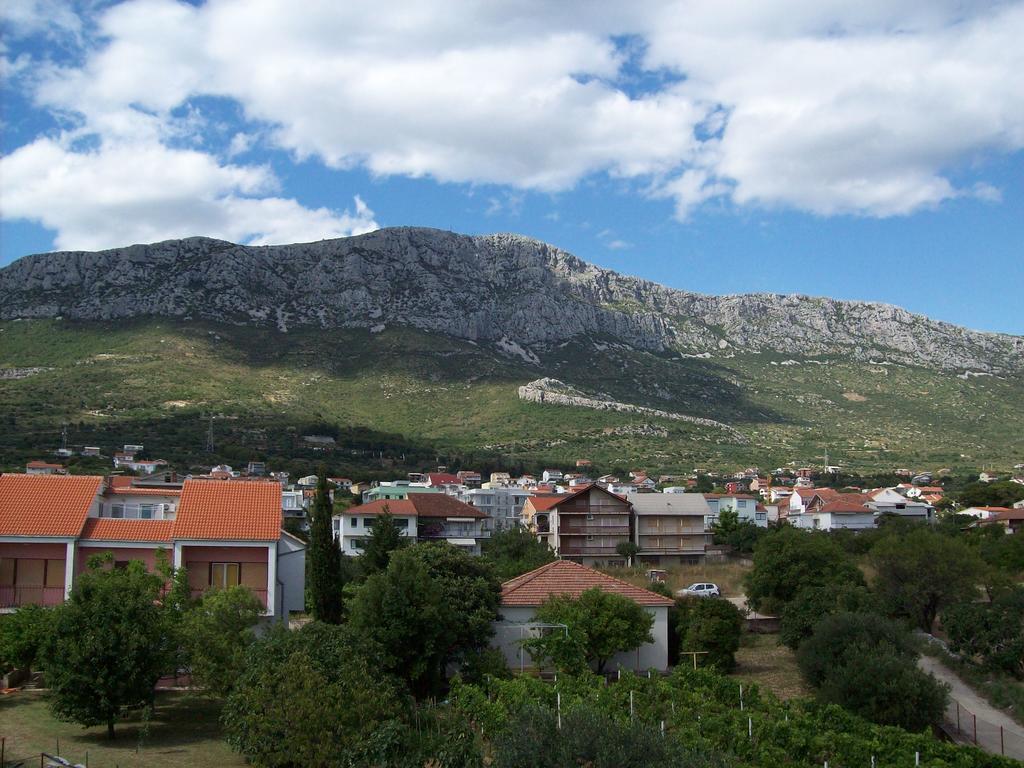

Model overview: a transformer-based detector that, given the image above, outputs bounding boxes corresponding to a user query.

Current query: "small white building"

[492,560,673,673]
[542,469,564,483]
[461,486,533,529]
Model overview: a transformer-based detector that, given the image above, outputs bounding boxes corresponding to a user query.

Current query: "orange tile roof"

[173,480,282,541]
[819,501,872,515]
[525,494,570,512]
[80,518,174,543]
[501,560,675,607]
[26,461,64,469]
[0,474,102,537]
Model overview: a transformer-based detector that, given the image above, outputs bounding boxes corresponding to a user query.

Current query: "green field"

[1,318,1022,476]
[0,690,245,768]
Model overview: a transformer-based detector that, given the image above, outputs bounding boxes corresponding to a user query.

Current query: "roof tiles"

[80,518,174,543]
[501,560,675,607]
[173,479,282,541]
[0,474,102,537]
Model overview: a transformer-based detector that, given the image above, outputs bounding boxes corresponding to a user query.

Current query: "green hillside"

[1,319,1022,476]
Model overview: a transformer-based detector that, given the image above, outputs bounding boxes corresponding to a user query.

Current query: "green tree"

[525,587,654,673]
[690,474,714,493]
[348,543,500,697]
[796,612,915,688]
[871,528,983,632]
[954,481,1024,509]
[779,581,877,650]
[45,557,171,738]
[307,470,344,623]
[675,597,744,671]
[481,526,555,580]
[0,604,53,673]
[222,623,408,766]
[711,508,768,554]
[615,541,640,567]
[359,509,408,577]
[816,648,948,731]
[944,587,1024,679]
[977,529,1024,572]
[745,526,863,615]
[182,585,264,696]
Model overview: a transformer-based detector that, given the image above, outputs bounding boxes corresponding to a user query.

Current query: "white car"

[680,582,721,598]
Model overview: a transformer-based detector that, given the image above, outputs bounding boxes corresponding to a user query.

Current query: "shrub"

[796,612,914,688]
[181,585,264,695]
[779,581,876,650]
[675,597,744,672]
[0,603,53,673]
[944,587,1024,679]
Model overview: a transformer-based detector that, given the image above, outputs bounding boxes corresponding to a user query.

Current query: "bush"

[222,622,409,766]
[0,604,53,673]
[779,581,876,650]
[675,597,744,672]
[181,585,265,695]
[944,587,1024,679]
[817,649,948,731]
[797,612,915,688]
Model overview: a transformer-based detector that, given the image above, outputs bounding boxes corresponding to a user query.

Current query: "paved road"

[918,655,1024,760]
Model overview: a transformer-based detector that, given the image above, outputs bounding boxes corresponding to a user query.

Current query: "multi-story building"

[461,486,533,529]
[362,481,442,503]
[628,493,711,566]
[0,474,305,620]
[704,494,763,528]
[336,494,491,556]
[539,485,631,567]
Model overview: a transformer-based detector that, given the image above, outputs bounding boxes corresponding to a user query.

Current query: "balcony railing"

[559,545,623,555]
[636,545,708,553]
[0,585,65,608]
[559,525,630,535]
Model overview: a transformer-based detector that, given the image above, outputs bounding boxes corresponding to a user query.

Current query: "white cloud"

[3,0,1023,247]
[0,138,377,250]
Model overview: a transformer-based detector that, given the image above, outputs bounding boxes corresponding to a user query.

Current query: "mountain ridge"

[1,227,1021,375]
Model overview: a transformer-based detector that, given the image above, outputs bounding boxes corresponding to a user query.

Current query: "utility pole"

[205,414,215,453]
[60,423,68,452]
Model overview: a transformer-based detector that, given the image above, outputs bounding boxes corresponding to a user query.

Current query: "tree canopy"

[481,526,555,580]
[525,587,654,674]
[181,585,264,696]
[675,597,744,671]
[711,508,768,554]
[359,509,409,578]
[45,557,172,738]
[745,526,863,615]
[871,528,983,632]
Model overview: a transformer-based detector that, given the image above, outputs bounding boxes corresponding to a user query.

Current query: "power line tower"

[205,414,215,453]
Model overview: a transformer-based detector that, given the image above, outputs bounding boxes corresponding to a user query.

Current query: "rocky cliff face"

[2,227,1021,374]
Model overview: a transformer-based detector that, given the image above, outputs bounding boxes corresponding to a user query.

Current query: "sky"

[1,1,1022,334]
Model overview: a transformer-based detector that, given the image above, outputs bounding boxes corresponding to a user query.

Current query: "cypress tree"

[308,471,344,623]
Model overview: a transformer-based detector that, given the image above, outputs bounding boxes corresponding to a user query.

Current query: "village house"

[456,470,482,488]
[362,481,442,503]
[460,486,533,530]
[492,560,674,673]
[979,508,1023,535]
[704,494,764,528]
[337,494,491,555]
[628,492,711,566]
[535,485,632,567]
[0,474,305,620]
[25,461,65,475]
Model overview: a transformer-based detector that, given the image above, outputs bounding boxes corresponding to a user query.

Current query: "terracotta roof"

[525,494,570,512]
[80,518,174,542]
[173,480,282,541]
[501,560,675,607]
[0,474,102,537]
[965,506,1012,513]
[704,493,756,500]
[990,509,1024,521]
[108,476,134,488]
[426,473,461,485]
[819,501,871,515]
[408,493,488,519]
[26,461,64,469]
[339,499,417,516]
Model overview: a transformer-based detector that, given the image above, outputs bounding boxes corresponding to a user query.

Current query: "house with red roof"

[529,485,632,567]
[335,493,491,555]
[492,560,674,672]
[0,474,304,620]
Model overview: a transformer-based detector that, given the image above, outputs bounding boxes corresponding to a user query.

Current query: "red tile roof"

[408,493,488,519]
[80,518,174,542]
[819,501,872,515]
[340,499,417,516]
[173,480,282,541]
[501,560,674,607]
[427,473,461,485]
[991,509,1024,521]
[26,461,64,469]
[0,474,102,537]
[525,494,570,512]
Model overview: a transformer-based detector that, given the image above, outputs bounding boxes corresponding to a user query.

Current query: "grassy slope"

[1,319,1022,474]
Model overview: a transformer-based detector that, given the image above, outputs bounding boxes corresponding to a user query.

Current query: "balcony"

[559,545,623,556]
[559,524,630,536]
[0,585,65,609]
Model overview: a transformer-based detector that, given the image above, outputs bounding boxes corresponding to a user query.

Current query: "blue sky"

[2,1,1022,334]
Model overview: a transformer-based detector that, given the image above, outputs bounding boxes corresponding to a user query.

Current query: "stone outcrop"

[518,378,746,441]
[1,227,1020,374]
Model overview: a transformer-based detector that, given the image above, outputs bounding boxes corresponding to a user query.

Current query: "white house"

[460,486,533,529]
[864,488,935,522]
[542,469,564,483]
[492,560,673,673]
[790,501,875,531]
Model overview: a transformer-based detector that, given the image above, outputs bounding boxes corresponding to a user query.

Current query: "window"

[210,562,241,588]
[110,504,125,519]
[586,535,595,541]
[351,517,359,527]
[364,518,376,527]
[586,513,595,520]
[140,504,155,519]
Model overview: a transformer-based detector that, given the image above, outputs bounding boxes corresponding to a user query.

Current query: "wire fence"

[940,696,1024,760]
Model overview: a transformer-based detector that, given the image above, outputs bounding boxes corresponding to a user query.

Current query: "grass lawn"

[0,690,245,768]
[731,633,811,701]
